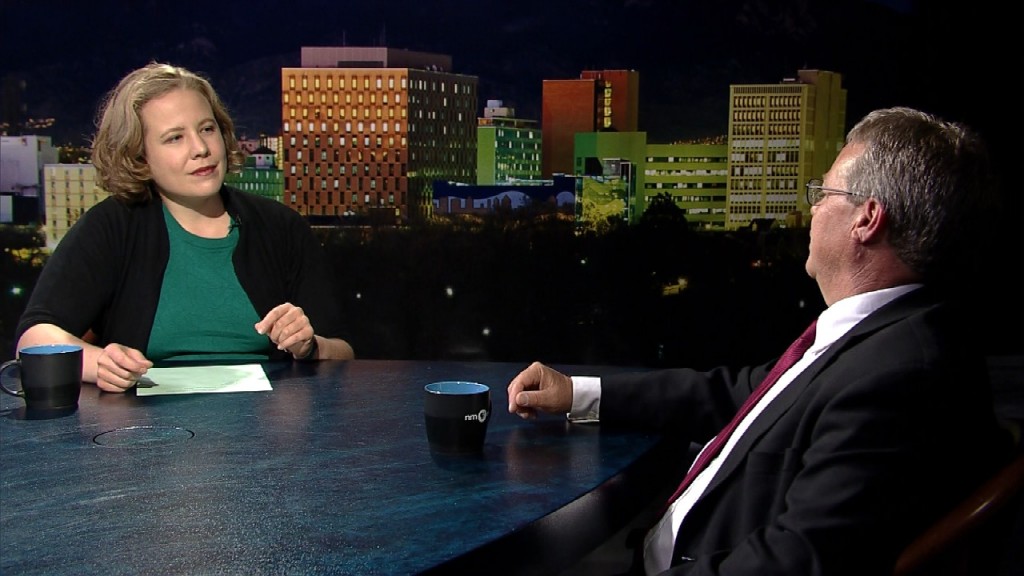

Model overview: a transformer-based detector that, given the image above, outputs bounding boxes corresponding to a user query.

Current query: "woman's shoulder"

[77,196,157,227]
[224,186,305,223]
[83,195,127,217]
[54,196,159,257]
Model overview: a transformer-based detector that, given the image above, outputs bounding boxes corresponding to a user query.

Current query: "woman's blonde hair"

[90,62,245,204]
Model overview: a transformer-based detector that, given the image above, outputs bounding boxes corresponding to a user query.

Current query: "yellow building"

[726,69,846,229]
[42,164,109,248]
[281,47,478,224]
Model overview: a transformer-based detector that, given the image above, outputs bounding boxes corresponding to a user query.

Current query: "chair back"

[893,453,1024,576]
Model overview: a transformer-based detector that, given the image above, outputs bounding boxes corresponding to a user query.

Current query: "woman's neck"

[159,191,230,238]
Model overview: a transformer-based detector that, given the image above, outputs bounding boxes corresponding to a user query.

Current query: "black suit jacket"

[600,288,1010,575]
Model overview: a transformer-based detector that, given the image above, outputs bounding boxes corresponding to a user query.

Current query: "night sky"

[1,0,1019,147]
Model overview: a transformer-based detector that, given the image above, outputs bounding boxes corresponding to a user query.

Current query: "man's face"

[805,142,865,301]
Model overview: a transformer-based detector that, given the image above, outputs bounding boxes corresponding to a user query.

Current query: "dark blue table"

[1,359,689,575]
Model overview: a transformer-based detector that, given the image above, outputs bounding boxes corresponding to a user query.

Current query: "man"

[507,107,1011,575]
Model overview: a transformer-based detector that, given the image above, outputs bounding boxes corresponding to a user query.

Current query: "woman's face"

[140,88,226,203]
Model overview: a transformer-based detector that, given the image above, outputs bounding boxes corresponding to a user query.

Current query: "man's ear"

[853,197,886,244]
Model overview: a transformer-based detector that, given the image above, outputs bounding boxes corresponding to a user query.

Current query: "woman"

[16,62,354,393]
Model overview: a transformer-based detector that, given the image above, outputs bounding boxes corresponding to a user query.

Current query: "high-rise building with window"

[476,100,541,185]
[1,135,59,223]
[645,142,729,230]
[41,163,109,248]
[541,70,639,178]
[281,47,478,224]
[726,69,846,230]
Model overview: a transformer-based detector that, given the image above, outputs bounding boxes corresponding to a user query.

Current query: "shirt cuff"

[568,375,601,423]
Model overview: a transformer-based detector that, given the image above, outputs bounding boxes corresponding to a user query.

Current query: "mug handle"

[0,359,25,397]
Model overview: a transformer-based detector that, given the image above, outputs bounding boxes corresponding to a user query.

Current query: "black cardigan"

[16,186,348,360]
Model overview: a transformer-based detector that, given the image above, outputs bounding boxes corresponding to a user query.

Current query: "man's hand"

[507,361,574,419]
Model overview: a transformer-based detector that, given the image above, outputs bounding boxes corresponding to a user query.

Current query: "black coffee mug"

[0,344,83,411]
[423,381,491,454]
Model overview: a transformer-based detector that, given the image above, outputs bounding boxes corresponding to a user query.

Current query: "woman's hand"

[18,323,151,393]
[95,343,153,393]
[255,303,316,359]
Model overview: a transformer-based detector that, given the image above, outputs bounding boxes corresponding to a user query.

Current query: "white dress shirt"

[567,284,921,574]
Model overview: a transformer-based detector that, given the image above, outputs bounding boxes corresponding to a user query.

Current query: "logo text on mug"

[464,409,489,423]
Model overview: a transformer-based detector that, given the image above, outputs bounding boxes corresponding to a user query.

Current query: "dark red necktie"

[663,320,818,508]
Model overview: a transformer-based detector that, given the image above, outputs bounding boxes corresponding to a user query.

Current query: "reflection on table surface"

[0,359,687,575]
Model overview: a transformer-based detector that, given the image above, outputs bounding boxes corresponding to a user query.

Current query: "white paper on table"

[135,364,272,396]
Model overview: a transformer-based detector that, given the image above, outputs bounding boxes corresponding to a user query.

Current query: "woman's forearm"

[16,323,105,383]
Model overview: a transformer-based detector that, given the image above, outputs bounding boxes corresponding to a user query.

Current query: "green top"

[147,206,269,362]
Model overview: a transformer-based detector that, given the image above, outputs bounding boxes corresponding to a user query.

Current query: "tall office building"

[644,142,729,230]
[41,163,109,248]
[725,69,846,230]
[476,100,541,185]
[541,70,639,178]
[1,135,59,224]
[281,47,478,224]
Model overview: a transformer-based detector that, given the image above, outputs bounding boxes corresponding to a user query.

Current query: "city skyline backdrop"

[1,0,1021,354]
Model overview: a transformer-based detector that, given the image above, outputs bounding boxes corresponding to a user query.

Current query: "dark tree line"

[320,207,823,370]
[2,211,823,368]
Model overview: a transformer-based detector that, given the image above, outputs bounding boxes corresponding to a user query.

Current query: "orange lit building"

[281,47,478,224]
[541,70,639,178]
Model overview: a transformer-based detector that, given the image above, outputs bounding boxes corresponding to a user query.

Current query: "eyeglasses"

[805,179,866,205]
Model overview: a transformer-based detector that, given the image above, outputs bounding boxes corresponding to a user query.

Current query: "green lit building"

[225,145,284,203]
[644,143,729,230]
[476,100,542,185]
[573,131,647,226]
